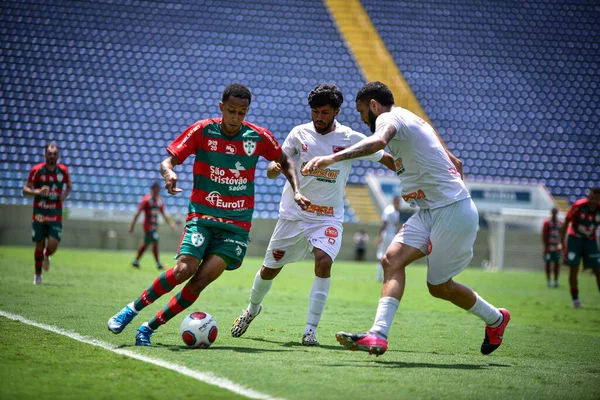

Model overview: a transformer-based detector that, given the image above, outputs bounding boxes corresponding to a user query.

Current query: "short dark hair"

[45,142,58,152]
[222,83,252,105]
[355,81,395,106]
[151,182,160,189]
[308,84,344,109]
[590,187,600,194]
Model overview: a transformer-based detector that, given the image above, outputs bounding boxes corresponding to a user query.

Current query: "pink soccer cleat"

[336,331,388,356]
[481,308,511,355]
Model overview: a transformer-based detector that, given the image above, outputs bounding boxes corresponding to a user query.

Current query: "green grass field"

[1,245,599,400]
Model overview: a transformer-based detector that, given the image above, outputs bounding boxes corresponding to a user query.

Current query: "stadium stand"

[361,0,599,203]
[1,0,598,220]
[0,0,370,221]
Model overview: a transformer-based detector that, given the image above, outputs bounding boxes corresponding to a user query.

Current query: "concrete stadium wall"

[0,205,544,270]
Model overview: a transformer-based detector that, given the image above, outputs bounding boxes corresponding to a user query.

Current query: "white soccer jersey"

[381,204,400,242]
[278,121,384,223]
[375,107,470,209]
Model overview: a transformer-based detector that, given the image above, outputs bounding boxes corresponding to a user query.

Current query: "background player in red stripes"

[560,187,600,308]
[542,207,562,288]
[22,143,72,285]
[107,83,310,346]
[129,182,177,270]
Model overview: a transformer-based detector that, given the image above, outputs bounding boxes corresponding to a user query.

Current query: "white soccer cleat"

[33,274,42,285]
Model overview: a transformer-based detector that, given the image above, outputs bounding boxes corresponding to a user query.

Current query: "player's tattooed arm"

[160,156,183,195]
[302,124,395,173]
[276,151,310,210]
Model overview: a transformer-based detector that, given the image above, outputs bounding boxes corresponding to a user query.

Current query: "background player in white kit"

[303,81,511,356]
[231,84,395,345]
[376,196,401,282]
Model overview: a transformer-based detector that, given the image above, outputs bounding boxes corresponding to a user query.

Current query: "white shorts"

[263,219,344,269]
[392,198,478,285]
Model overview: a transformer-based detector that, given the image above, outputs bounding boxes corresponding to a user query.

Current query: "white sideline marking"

[0,310,285,400]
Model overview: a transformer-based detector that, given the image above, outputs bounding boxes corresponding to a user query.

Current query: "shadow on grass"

[324,359,512,370]
[149,343,291,353]
[245,336,341,350]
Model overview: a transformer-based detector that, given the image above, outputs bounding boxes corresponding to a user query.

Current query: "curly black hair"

[222,83,252,105]
[308,84,343,109]
[355,81,394,106]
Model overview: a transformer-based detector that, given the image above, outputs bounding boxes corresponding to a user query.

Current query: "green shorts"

[176,223,249,271]
[32,221,62,242]
[544,251,561,263]
[564,235,600,269]
[144,229,159,244]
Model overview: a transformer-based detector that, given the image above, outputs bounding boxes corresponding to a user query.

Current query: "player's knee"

[174,256,199,281]
[260,266,280,280]
[427,281,451,299]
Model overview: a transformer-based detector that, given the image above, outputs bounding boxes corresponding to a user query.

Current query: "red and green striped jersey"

[139,194,165,232]
[542,217,562,251]
[27,162,71,223]
[565,198,600,240]
[167,118,282,234]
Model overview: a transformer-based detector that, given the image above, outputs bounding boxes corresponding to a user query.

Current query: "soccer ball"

[180,312,218,348]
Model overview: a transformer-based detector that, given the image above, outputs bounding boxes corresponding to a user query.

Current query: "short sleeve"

[62,166,71,184]
[26,167,37,184]
[167,121,204,164]
[565,205,578,222]
[281,128,299,157]
[259,129,283,161]
[375,111,405,141]
[138,198,147,211]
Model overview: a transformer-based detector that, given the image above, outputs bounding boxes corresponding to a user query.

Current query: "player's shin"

[468,293,502,327]
[370,297,400,339]
[34,249,43,274]
[248,269,273,315]
[148,285,199,330]
[133,267,180,312]
[305,276,331,333]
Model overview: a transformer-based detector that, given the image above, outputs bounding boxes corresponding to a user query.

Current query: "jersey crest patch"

[325,227,339,238]
[332,145,345,153]
[243,140,256,156]
[272,249,286,261]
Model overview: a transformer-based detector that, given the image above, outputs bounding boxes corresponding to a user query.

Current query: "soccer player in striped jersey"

[559,187,600,308]
[129,182,177,270]
[108,83,310,346]
[542,207,562,288]
[22,143,72,285]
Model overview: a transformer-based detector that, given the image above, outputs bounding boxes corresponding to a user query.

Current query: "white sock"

[248,269,273,315]
[370,296,400,339]
[468,293,502,327]
[376,262,383,282]
[127,301,140,313]
[305,276,331,334]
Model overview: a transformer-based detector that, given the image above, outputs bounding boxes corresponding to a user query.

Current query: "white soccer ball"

[180,312,218,348]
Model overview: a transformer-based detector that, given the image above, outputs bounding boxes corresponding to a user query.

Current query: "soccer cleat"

[135,323,154,346]
[573,299,581,309]
[132,259,140,268]
[231,305,262,337]
[107,305,137,334]
[335,331,388,356]
[42,256,50,272]
[302,329,320,346]
[157,263,164,270]
[33,274,42,285]
[481,308,511,355]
